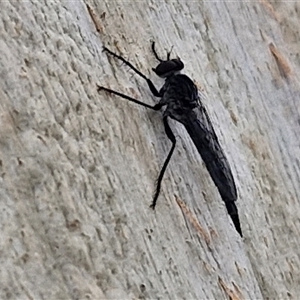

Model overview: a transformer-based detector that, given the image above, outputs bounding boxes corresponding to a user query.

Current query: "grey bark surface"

[1,1,299,299]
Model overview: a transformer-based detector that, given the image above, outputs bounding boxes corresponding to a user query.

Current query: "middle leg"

[97,85,162,110]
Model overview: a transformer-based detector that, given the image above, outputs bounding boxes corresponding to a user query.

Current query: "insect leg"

[103,47,161,97]
[150,117,176,209]
[97,85,162,110]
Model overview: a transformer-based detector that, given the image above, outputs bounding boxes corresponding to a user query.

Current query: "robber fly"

[97,41,242,236]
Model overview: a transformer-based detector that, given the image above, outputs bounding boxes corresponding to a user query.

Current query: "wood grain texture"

[1,0,299,299]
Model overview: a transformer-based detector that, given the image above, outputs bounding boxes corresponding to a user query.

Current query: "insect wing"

[183,92,237,203]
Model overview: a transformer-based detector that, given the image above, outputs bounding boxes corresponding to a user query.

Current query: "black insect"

[97,41,242,237]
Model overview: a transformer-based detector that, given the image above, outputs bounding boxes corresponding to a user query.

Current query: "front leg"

[103,47,161,97]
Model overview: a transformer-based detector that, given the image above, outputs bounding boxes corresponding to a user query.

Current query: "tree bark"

[1,1,299,299]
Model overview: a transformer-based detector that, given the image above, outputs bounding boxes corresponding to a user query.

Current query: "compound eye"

[152,58,184,77]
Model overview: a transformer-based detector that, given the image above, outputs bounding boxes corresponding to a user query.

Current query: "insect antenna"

[166,45,174,60]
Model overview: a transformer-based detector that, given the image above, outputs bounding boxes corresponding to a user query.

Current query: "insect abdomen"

[184,119,242,236]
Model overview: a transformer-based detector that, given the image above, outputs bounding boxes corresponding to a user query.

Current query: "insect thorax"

[159,74,200,109]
